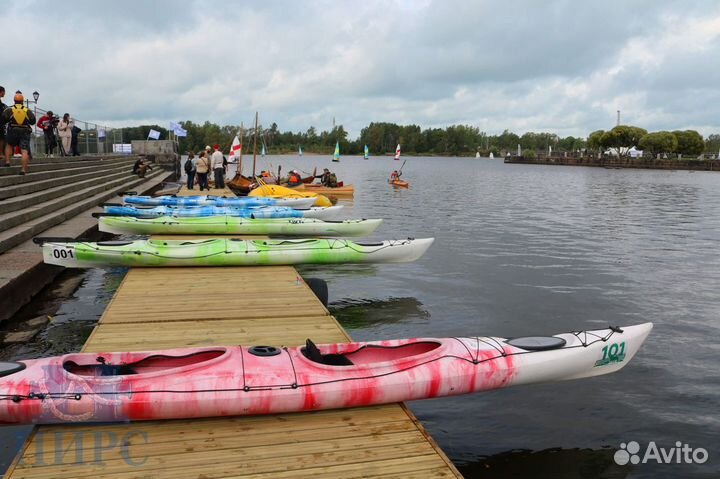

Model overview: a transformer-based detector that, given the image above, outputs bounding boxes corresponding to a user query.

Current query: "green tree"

[638,131,677,157]
[496,129,521,152]
[672,130,704,155]
[587,130,605,152]
[705,134,720,154]
[600,125,647,156]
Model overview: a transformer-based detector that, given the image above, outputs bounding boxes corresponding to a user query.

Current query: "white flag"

[169,122,187,137]
[228,136,241,161]
[147,129,161,140]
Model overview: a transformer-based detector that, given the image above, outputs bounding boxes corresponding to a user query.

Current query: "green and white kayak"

[97,216,382,237]
[36,238,434,268]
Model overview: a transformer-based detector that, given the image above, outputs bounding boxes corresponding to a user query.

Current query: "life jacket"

[10,105,29,127]
[288,173,302,184]
[261,171,271,177]
[327,173,338,187]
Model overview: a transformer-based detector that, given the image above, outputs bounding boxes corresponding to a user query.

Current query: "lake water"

[2,155,719,478]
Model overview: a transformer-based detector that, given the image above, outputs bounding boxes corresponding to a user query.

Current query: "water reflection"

[457,447,629,479]
[330,296,430,330]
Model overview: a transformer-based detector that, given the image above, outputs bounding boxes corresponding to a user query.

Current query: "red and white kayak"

[0,323,651,424]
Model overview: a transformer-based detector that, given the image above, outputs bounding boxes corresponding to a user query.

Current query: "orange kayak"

[389,179,409,188]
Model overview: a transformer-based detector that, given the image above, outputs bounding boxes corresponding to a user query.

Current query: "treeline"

[588,126,712,157]
[118,121,720,157]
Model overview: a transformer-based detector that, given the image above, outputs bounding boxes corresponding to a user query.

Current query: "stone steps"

[0,157,137,187]
[0,168,142,217]
[0,156,139,176]
[0,171,174,322]
[0,163,136,200]
[0,168,168,253]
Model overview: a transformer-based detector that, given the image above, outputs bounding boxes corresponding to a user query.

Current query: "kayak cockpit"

[63,350,225,377]
[302,339,441,366]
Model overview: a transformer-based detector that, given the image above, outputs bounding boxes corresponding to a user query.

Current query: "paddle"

[398,159,407,177]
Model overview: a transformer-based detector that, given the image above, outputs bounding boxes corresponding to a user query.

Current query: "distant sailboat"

[364,144,369,160]
[261,143,266,157]
[299,145,303,158]
[332,141,340,162]
[394,143,401,160]
[489,152,494,159]
[475,151,480,159]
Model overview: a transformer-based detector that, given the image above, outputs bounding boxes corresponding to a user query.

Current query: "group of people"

[184,144,227,191]
[0,86,80,175]
[37,110,80,157]
[287,168,338,187]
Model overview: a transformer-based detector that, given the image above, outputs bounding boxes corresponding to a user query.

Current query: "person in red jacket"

[37,110,58,156]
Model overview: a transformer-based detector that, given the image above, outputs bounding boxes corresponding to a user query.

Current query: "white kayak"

[96,216,382,237]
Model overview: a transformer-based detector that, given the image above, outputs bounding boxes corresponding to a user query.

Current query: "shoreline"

[505,156,720,171]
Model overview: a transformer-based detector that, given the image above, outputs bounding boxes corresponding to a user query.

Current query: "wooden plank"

[4,184,462,479]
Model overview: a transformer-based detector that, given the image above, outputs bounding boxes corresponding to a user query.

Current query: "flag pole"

[239,121,244,176]
[252,112,258,177]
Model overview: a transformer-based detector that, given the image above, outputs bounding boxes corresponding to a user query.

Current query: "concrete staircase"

[0,155,171,254]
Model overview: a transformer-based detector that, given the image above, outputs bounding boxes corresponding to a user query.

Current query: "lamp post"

[24,91,40,151]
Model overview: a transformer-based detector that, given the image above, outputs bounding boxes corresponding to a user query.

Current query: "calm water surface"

[2,155,719,478]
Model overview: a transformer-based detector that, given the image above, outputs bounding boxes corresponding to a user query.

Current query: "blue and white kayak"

[102,204,344,220]
[123,195,316,209]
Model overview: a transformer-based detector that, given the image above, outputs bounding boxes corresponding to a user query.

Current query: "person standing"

[70,123,82,156]
[184,152,196,190]
[37,110,57,156]
[1,93,36,174]
[211,143,225,189]
[196,151,210,191]
[58,113,73,156]
[0,87,6,162]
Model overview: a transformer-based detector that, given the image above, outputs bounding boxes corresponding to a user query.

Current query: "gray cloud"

[5,0,720,138]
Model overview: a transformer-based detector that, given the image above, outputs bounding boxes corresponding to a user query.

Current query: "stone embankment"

[505,156,720,171]
[0,155,173,322]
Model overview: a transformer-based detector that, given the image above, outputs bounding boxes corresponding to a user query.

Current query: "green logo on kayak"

[595,342,626,367]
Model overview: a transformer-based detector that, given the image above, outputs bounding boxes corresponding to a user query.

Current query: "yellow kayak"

[249,184,333,207]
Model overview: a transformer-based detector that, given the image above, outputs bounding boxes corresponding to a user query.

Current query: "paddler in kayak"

[315,168,338,187]
[390,170,401,181]
[287,170,303,187]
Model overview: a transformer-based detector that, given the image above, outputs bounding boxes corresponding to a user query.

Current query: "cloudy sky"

[5,0,720,138]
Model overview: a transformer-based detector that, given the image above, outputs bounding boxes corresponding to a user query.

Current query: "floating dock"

[4,186,461,478]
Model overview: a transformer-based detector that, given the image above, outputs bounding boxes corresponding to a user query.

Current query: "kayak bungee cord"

[65,239,418,260]
[0,327,625,403]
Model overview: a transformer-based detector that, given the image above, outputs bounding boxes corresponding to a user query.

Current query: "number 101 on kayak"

[595,342,626,367]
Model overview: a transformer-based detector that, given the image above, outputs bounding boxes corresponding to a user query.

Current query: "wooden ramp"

[4,187,461,479]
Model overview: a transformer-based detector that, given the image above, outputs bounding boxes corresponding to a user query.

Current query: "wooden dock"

[4,186,461,478]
